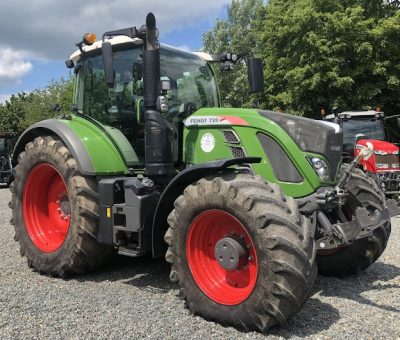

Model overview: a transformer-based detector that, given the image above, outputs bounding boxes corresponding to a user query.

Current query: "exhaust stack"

[142,13,175,178]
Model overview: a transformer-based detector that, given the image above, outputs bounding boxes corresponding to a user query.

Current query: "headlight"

[307,157,330,181]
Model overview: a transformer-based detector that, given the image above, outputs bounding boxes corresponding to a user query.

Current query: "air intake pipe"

[142,13,175,178]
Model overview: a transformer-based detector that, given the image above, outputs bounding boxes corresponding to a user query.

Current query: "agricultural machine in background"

[8,13,400,332]
[0,132,18,186]
[325,110,400,202]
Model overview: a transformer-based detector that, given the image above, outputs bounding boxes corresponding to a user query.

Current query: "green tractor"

[9,13,399,332]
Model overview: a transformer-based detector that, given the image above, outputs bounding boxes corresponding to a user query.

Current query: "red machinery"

[326,110,400,201]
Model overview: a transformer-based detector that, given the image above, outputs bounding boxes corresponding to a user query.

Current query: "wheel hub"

[215,237,248,271]
[23,163,70,253]
[57,196,71,220]
[186,209,258,305]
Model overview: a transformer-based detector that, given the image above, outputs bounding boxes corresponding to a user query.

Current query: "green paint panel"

[183,108,328,198]
[61,115,129,174]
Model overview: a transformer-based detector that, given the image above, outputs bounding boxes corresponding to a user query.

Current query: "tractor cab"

[0,132,18,185]
[0,132,17,155]
[325,110,386,160]
[69,36,219,166]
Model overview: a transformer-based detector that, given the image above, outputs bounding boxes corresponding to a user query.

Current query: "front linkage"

[299,143,400,251]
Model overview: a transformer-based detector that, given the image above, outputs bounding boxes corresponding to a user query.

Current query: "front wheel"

[165,173,317,332]
[10,136,112,276]
[317,165,391,277]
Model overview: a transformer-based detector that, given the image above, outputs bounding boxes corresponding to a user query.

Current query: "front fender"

[12,116,129,176]
[151,157,261,258]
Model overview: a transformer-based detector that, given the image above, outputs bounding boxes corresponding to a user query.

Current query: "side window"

[81,49,143,126]
[177,73,203,108]
[82,56,110,122]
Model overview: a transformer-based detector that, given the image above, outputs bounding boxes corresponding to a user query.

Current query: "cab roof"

[68,35,213,63]
[325,110,382,120]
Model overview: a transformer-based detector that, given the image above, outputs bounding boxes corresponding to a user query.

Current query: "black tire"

[165,173,317,332]
[317,164,391,277]
[10,135,112,277]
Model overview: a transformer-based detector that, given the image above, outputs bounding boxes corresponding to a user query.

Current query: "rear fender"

[12,118,129,176]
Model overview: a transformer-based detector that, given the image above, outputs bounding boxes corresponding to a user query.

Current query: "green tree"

[256,0,400,117]
[21,77,74,128]
[0,76,73,132]
[203,0,264,107]
[0,93,27,132]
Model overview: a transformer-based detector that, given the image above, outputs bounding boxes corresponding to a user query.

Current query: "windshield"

[76,45,218,124]
[342,118,385,147]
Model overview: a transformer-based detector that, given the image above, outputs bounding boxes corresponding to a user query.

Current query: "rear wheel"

[10,136,112,276]
[317,165,391,277]
[165,173,317,332]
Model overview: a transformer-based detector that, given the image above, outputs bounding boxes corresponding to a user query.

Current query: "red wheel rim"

[23,163,70,253]
[186,210,258,305]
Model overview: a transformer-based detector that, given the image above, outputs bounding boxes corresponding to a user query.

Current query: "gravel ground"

[0,185,399,339]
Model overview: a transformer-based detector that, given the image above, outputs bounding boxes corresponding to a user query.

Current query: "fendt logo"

[184,116,248,127]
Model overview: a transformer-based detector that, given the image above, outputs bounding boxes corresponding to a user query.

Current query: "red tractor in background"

[325,110,400,202]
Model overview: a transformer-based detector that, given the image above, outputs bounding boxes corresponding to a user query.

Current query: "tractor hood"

[357,139,399,155]
[356,139,400,173]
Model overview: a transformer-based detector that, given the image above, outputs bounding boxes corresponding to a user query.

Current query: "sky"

[0,0,230,104]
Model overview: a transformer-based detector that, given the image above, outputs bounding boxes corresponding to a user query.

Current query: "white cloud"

[0,94,12,104]
[0,1,230,60]
[0,47,33,89]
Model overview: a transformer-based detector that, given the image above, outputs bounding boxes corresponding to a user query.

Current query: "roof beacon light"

[83,33,97,46]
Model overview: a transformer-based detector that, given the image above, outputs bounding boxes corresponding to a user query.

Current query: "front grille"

[223,130,240,144]
[230,147,246,158]
[377,172,400,193]
[375,154,400,170]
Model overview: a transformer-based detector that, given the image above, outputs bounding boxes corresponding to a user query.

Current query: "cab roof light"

[83,33,97,46]
[75,32,97,55]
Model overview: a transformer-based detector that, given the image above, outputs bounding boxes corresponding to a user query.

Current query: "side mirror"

[102,41,114,88]
[247,57,264,94]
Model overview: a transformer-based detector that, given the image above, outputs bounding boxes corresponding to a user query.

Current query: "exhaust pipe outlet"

[143,13,174,178]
